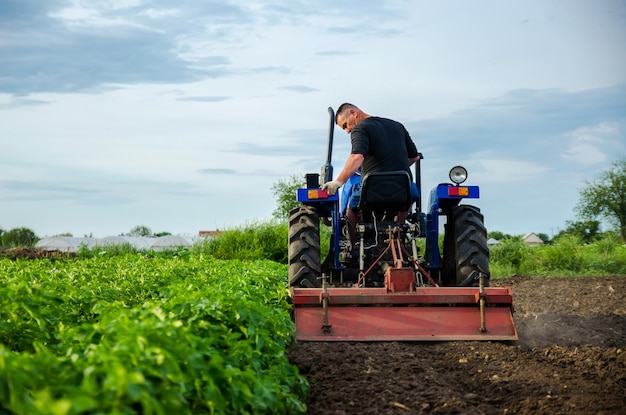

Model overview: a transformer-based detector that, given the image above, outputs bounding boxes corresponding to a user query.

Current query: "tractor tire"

[442,205,490,287]
[288,205,321,288]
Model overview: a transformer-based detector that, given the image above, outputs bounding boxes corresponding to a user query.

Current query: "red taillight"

[448,187,469,197]
[308,189,329,199]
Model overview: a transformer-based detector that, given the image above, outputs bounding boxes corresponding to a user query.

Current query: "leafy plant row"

[0,255,308,415]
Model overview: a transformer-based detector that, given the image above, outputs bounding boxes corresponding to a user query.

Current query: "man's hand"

[321,180,342,196]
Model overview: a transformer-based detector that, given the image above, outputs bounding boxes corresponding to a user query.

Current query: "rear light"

[448,187,469,197]
[308,189,329,199]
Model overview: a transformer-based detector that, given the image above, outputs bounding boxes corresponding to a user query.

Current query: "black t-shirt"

[350,116,418,176]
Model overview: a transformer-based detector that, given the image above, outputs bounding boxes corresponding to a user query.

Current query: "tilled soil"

[288,276,626,414]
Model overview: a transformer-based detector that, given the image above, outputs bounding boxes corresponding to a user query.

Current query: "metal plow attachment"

[290,286,518,341]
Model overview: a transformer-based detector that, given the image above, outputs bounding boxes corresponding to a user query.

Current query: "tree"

[1,227,38,248]
[556,220,601,244]
[271,174,306,220]
[487,231,517,241]
[488,231,506,241]
[128,225,152,237]
[575,157,626,242]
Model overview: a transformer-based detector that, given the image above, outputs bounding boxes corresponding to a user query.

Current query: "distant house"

[198,230,222,238]
[522,232,543,246]
[487,238,502,246]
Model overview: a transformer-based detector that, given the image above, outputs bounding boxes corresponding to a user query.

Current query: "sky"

[1,0,625,239]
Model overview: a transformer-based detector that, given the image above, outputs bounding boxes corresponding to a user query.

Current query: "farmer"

[322,103,420,241]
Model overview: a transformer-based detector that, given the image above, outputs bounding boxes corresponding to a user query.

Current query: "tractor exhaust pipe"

[321,107,335,184]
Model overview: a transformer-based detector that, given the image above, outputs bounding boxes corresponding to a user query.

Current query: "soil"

[288,276,626,415]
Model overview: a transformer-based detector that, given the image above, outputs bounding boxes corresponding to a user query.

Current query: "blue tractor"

[288,107,516,341]
[289,107,490,289]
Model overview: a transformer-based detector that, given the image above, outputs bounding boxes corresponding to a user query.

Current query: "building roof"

[35,237,97,252]
[198,230,221,238]
[35,235,201,252]
[522,232,544,245]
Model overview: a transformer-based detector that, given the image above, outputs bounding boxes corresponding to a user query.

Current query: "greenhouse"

[95,236,156,250]
[35,237,98,253]
[149,235,199,251]
[34,235,203,253]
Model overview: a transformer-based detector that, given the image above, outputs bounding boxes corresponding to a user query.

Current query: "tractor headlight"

[449,166,468,184]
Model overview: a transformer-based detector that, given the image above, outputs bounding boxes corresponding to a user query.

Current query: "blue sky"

[1,0,625,238]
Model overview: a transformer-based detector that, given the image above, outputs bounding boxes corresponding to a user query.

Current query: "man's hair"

[335,102,358,124]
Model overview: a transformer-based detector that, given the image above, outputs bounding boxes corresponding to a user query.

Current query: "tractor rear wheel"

[288,205,321,287]
[442,205,489,286]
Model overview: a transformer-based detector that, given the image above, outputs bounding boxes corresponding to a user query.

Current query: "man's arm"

[321,153,364,195]
[336,153,364,184]
[408,154,420,166]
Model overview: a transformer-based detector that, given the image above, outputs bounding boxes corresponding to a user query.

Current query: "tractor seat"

[359,170,412,217]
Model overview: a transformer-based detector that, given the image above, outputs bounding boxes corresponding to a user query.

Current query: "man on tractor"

[321,103,420,243]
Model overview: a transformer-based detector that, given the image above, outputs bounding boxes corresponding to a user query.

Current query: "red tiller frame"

[290,286,518,341]
[290,222,518,342]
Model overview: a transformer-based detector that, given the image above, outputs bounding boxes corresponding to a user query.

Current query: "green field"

[0,254,307,415]
[2,225,625,415]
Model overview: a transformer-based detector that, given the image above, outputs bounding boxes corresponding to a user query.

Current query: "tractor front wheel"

[288,205,321,287]
[442,205,490,287]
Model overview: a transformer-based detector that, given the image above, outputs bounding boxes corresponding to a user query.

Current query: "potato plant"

[0,255,308,415]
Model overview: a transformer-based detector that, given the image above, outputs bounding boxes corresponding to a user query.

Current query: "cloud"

[0,31,208,94]
[562,122,619,165]
[326,26,400,37]
[0,178,181,204]
[1,1,625,238]
[177,96,231,102]
[198,168,236,175]
[278,85,319,93]
[0,0,415,96]
[0,1,249,95]
[409,85,626,170]
[225,142,300,157]
[316,50,353,57]
[0,97,51,109]
[471,159,552,184]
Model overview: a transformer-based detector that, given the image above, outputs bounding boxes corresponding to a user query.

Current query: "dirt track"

[288,276,626,414]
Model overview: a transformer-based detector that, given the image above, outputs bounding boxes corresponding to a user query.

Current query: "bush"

[487,233,626,277]
[489,239,534,276]
[1,227,38,248]
[581,235,626,275]
[193,221,288,263]
[535,234,585,274]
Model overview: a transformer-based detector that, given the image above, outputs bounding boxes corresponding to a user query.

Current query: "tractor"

[288,107,517,341]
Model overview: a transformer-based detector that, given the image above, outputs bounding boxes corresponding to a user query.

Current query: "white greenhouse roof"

[35,237,98,252]
[96,236,156,249]
[149,235,197,251]
[35,235,202,253]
